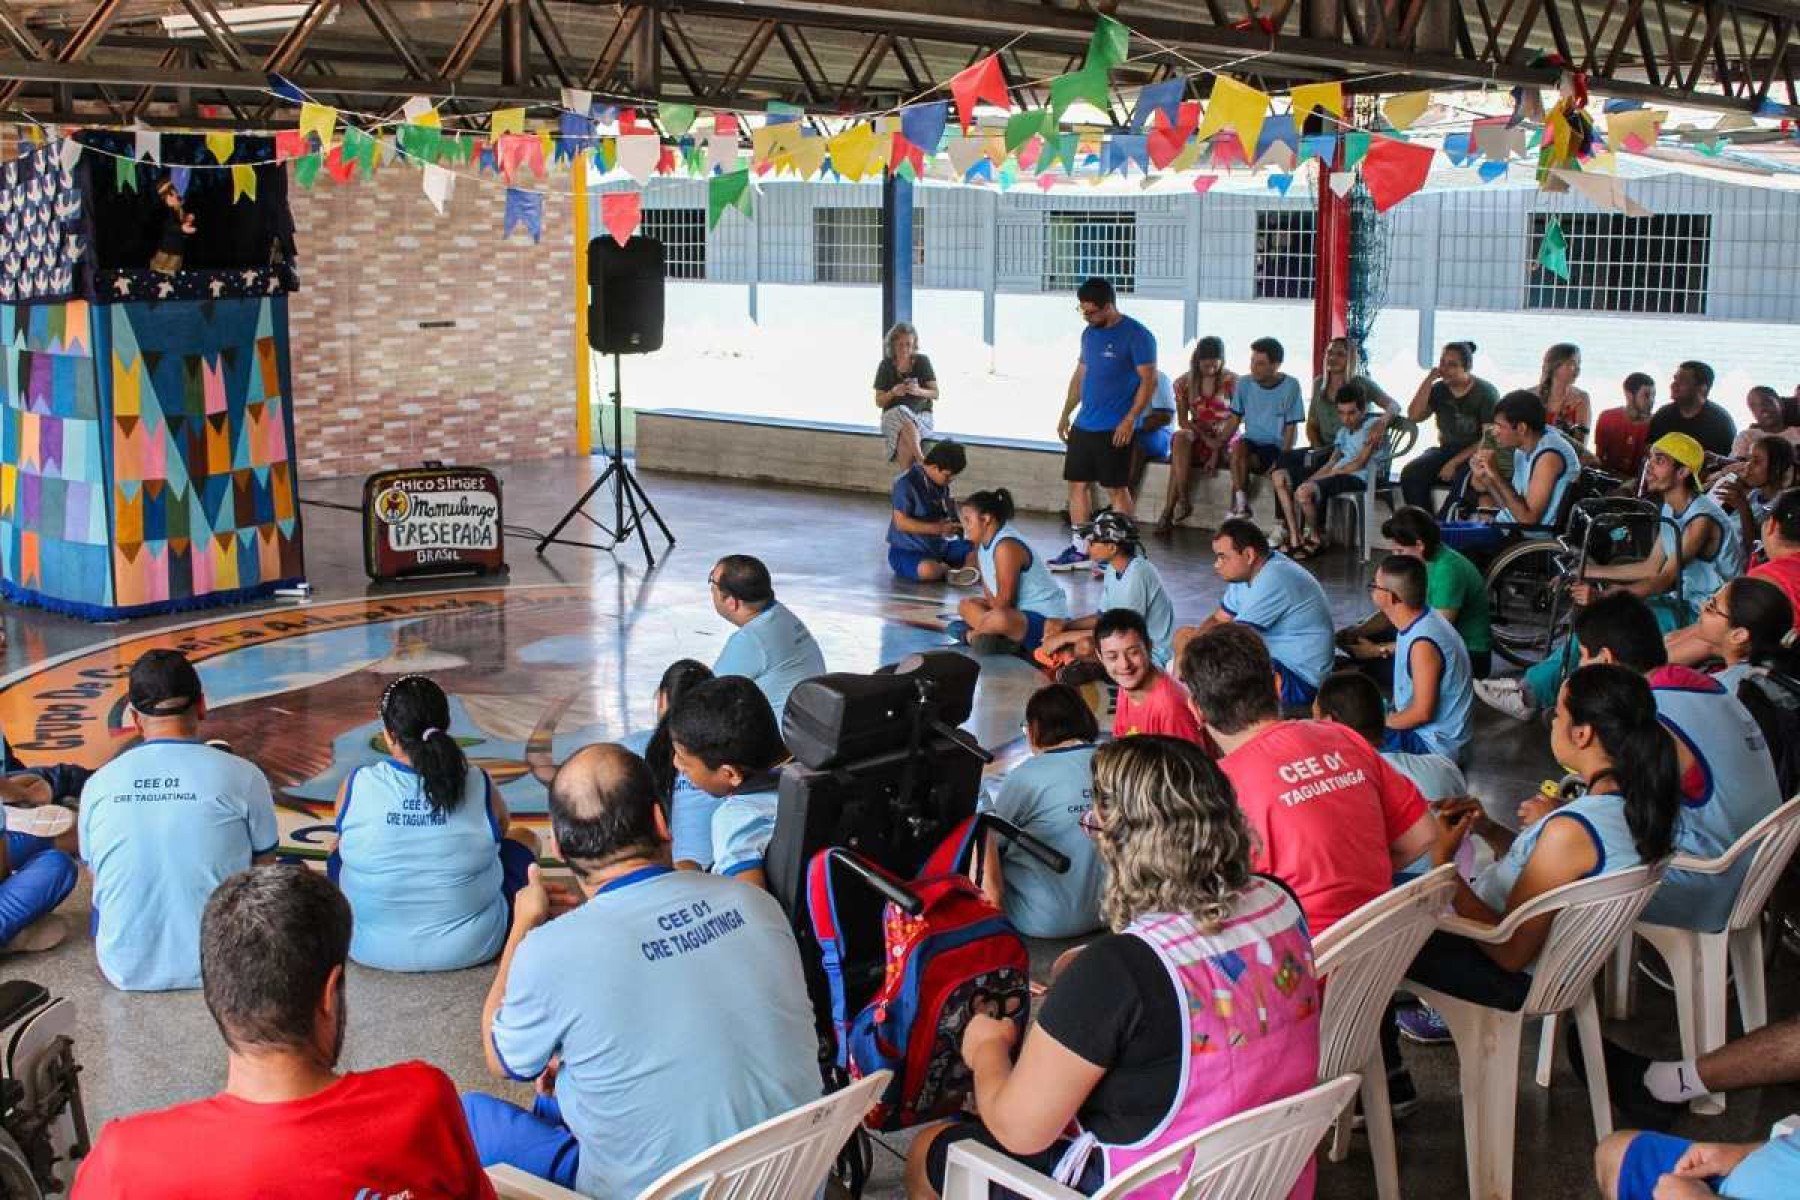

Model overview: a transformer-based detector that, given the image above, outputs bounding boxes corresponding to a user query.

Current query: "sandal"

[1171,498,1194,525]
[1291,537,1325,561]
[1153,512,1175,536]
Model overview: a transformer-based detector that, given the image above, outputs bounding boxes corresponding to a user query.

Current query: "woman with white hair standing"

[874,321,940,472]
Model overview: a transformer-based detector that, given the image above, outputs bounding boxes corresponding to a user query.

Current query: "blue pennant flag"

[1255,114,1300,160]
[1603,98,1646,113]
[1477,160,1508,183]
[503,188,543,242]
[1442,132,1475,166]
[169,166,191,197]
[266,73,307,104]
[1267,173,1294,195]
[1102,134,1149,175]
[966,158,994,182]
[556,112,595,161]
[900,101,949,153]
[1130,78,1186,132]
[1299,134,1337,163]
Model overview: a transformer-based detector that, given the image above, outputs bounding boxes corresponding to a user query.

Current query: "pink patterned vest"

[1054,878,1322,1200]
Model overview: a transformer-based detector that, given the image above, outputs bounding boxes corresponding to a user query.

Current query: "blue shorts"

[1383,728,1433,755]
[1136,426,1173,462]
[1272,658,1318,708]
[1617,1132,1716,1200]
[888,538,974,581]
[1020,610,1050,652]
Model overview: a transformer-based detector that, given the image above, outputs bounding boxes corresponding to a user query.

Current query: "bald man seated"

[464,744,820,1197]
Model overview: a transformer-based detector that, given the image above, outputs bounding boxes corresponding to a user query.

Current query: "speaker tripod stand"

[535,354,675,567]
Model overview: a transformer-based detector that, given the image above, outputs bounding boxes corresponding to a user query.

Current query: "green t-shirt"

[1426,546,1492,653]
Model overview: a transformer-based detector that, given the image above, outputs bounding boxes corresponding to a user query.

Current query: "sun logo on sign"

[375,486,411,524]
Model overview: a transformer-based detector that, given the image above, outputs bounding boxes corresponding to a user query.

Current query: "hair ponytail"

[1564,664,1678,863]
[962,487,1016,526]
[379,674,468,814]
[644,659,714,807]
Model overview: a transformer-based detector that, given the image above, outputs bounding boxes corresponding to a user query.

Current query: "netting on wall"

[1348,181,1390,352]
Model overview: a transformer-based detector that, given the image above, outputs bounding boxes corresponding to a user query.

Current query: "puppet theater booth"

[0,130,303,620]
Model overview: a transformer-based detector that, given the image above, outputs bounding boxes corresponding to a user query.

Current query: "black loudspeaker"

[588,235,665,354]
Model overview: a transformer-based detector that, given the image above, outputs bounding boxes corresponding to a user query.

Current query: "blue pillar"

[881,168,914,333]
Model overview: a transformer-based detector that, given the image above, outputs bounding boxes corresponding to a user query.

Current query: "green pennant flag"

[1040,131,1080,173]
[766,100,804,123]
[707,168,752,228]
[1005,109,1052,153]
[294,151,322,188]
[398,123,442,164]
[1344,131,1373,170]
[342,125,377,177]
[660,103,697,137]
[115,155,138,192]
[684,142,705,175]
[1050,68,1111,120]
[1084,14,1129,73]
[998,162,1018,190]
[1536,216,1570,281]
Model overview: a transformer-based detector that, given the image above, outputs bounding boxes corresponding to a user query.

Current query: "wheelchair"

[0,981,89,1198]
[1483,488,1673,668]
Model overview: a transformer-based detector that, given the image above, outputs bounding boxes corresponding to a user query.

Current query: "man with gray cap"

[78,648,278,990]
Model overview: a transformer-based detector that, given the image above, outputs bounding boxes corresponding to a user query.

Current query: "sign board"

[362,466,506,582]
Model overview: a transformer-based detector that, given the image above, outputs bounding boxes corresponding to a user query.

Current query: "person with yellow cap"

[1477,431,1744,720]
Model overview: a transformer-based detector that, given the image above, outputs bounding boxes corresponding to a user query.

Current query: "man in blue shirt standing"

[708,555,827,720]
[1051,277,1159,570]
[78,649,280,991]
[1223,336,1306,522]
[466,743,818,1197]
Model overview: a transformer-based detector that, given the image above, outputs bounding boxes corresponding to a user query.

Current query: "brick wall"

[286,167,577,479]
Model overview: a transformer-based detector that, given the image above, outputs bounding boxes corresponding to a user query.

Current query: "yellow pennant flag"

[1606,108,1666,152]
[489,107,526,141]
[751,125,779,170]
[1288,81,1344,126]
[787,134,826,179]
[1169,138,1203,172]
[230,164,257,203]
[983,135,1007,167]
[204,132,235,164]
[827,123,878,181]
[1381,91,1433,131]
[538,129,554,170]
[298,102,336,148]
[1196,75,1269,160]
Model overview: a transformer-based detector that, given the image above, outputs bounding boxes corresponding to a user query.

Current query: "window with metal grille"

[1525,212,1711,314]
[1044,211,1136,293]
[812,207,926,284]
[1254,210,1315,299]
[640,207,707,280]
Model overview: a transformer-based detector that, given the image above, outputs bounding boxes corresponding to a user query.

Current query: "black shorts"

[1242,439,1284,473]
[924,1121,1104,1196]
[1064,427,1133,489]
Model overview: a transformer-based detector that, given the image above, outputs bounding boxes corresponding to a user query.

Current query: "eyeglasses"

[1077,807,1104,838]
[1367,581,1393,598]
[1702,595,1728,619]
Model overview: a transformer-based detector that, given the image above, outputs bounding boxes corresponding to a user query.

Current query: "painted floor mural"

[0,583,1045,856]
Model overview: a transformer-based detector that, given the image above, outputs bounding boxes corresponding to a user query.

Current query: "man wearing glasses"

[706,555,827,722]
[1049,277,1159,571]
[1365,555,1475,764]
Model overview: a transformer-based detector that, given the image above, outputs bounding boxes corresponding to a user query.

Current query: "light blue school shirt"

[1100,556,1175,667]
[711,786,781,878]
[978,744,1103,939]
[619,730,725,868]
[78,740,279,991]
[1076,315,1157,431]
[336,760,507,972]
[1498,427,1580,526]
[1134,371,1176,429]
[1230,374,1305,448]
[978,526,1070,619]
[1221,552,1336,687]
[1473,791,1642,923]
[714,601,827,721]
[1382,750,1468,803]
[1643,673,1782,931]
[1717,1131,1800,1199]
[1395,609,1474,763]
[490,866,819,1200]
[1662,494,1745,618]
[1332,417,1379,485]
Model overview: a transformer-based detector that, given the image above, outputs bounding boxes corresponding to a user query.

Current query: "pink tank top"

[1054,878,1322,1200]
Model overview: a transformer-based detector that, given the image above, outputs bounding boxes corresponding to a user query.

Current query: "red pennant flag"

[1209,133,1247,170]
[949,55,1010,132]
[324,144,354,183]
[1016,137,1043,171]
[1192,173,1219,195]
[1361,135,1435,212]
[657,145,677,174]
[602,191,642,246]
[891,133,925,177]
[274,129,304,160]
[714,112,739,138]
[619,107,640,133]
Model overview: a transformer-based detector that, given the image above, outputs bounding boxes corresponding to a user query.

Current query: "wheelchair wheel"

[1487,539,1566,668]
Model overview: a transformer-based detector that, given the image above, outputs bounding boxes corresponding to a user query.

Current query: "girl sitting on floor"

[332,674,539,973]
[637,658,726,871]
[949,488,1070,656]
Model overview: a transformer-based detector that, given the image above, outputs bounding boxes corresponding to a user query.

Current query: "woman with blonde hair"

[1537,342,1592,447]
[905,736,1322,1200]
[873,321,940,471]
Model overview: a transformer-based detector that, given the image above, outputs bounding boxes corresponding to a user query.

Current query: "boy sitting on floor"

[1032,511,1175,686]
[668,676,791,892]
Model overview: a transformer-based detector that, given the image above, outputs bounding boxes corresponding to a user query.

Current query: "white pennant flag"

[57,135,83,173]
[402,95,437,124]
[704,135,737,175]
[616,133,660,183]
[421,163,454,214]
[561,87,593,116]
[1328,170,1357,197]
[945,137,986,178]
[1555,169,1652,218]
[133,125,160,163]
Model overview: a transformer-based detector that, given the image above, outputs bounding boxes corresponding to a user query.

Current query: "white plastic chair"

[1604,795,1800,1114]
[1314,865,1461,1200]
[487,1069,890,1200]
[1406,861,1665,1200]
[942,1074,1361,1200]
[1328,419,1417,561]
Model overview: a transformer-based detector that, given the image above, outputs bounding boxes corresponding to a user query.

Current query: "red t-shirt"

[73,1061,496,1200]
[1219,720,1428,936]
[1112,670,1208,745]
[1594,407,1651,479]
[1752,555,1800,633]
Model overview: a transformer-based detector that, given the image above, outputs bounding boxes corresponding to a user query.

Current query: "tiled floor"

[3,457,1795,1199]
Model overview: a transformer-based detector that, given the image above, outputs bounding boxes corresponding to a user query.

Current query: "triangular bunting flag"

[950,55,1010,131]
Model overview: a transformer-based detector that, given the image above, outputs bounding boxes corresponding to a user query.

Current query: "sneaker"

[1395,1004,1452,1045]
[1271,525,1290,550]
[1054,660,1111,687]
[1352,1071,1420,1127]
[946,566,981,587]
[1048,546,1088,572]
[1229,491,1251,519]
[2,803,73,839]
[4,914,67,954]
[945,619,971,644]
[1474,677,1538,722]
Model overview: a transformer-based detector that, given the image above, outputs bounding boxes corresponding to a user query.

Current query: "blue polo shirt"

[1221,553,1337,687]
[979,745,1103,938]
[1076,316,1157,431]
[710,786,781,878]
[1099,556,1175,667]
[888,464,956,555]
[489,866,819,1200]
[713,602,827,720]
[78,740,279,991]
[1230,374,1305,448]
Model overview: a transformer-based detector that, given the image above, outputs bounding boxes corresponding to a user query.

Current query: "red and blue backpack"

[805,818,1031,1130]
